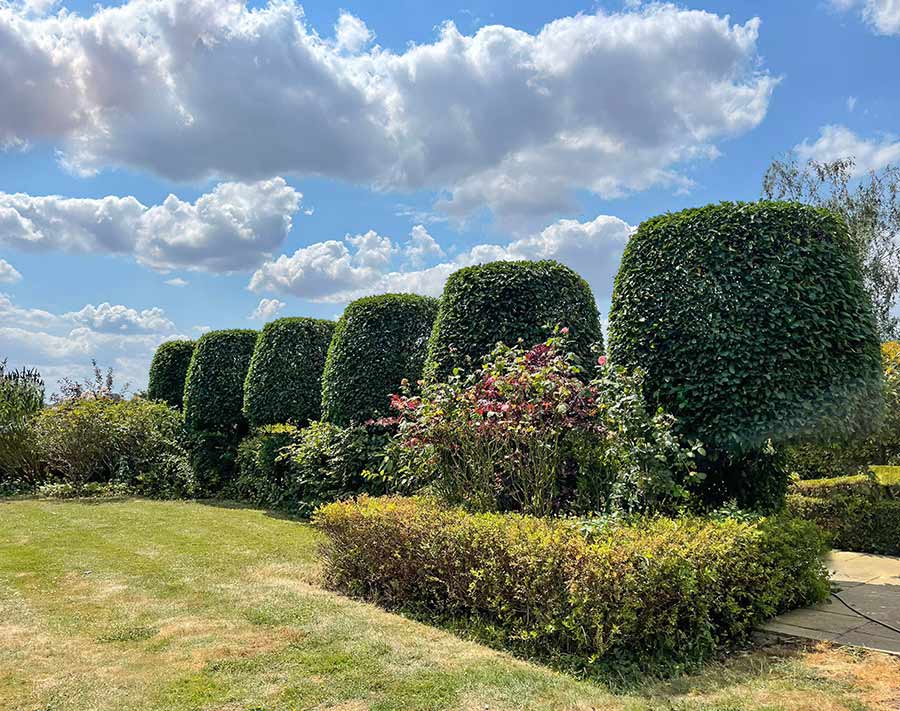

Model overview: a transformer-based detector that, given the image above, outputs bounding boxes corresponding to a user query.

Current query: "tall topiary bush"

[608,201,883,508]
[244,318,335,428]
[147,340,195,409]
[424,260,603,380]
[183,330,258,434]
[321,294,439,426]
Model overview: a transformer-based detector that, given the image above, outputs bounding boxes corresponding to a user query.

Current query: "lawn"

[0,499,897,711]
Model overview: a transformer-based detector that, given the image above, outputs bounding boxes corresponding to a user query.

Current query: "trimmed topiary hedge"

[315,496,829,677]
[321,294,439,426]
[147,340,194,409]
[608,201,882,451]
[183,329,258,434]
[608,202,883,507]
[424,260,603,381]
[243,318,335,428]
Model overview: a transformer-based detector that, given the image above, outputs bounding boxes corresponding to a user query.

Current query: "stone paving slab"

[759,550,900,655]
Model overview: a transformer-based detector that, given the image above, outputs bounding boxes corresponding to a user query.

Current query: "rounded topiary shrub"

[321,294,439,426]
[147,340,195,409]
[243,318,335,428]
[183,329,259,434]
[424,260,603,381]
[607,201,883,505]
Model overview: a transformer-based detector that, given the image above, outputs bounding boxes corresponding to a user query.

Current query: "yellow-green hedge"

[315,496,829,675]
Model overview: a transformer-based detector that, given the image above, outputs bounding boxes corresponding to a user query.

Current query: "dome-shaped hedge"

[147,339,194,409]
[608,201,883,452]
[243,317,335,428]
[183,329,258,433]
[424,260,603,380]
[321,294,439,426]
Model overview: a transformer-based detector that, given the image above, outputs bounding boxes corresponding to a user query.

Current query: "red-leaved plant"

[388,328,705,516]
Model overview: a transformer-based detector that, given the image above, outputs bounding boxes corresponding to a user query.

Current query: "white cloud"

[165,277,188,287]
[0,1,774,224]
[0,258,22,284]
[250,215,633,305]
[0,178,302,272]
[831,0,900,34]
[847,96,858,112]
[404,224,445,266]
[64,302,176,334]
[334,11,373,53]
[796,125,900,176]
[193,325,211,333]
[0,293,186,394]
[250,297,286,321]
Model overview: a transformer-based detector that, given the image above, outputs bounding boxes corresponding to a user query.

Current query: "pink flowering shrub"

[388,330,705,515]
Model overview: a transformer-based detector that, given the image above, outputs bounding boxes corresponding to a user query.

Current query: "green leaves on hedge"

[424,260,603,380]
[321,294,439,426]
[608,201,884,452]
[243,318,335,428]
[183,329,258,434]
[147,340,195,410]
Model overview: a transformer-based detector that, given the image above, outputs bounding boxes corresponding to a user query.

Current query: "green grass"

[0,498,895,711]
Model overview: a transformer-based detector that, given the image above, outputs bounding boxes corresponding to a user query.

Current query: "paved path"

[760,551,900,655]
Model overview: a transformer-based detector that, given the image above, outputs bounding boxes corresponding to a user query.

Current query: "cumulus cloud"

[165,277,188,287]
[250,297,286,321]
[0,293,186,393]
[0,258,22,283]
[831,0,900,34]
[0,178,302,272]
[0,1,774,224]
[64,302,176,334]
[796,125,900,176]
[250,215,633,305]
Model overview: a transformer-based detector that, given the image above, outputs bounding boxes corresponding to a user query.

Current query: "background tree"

[763,156,900,339]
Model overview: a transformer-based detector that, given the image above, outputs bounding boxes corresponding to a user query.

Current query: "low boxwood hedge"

[787,468,900,555]
[315,496,829,676]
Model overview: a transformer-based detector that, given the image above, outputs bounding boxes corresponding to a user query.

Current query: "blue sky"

[1,0,899,393]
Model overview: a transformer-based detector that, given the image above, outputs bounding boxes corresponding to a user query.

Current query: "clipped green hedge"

[147,340,194,409]
[183,329,258,434]
[425,260,603,380]
[316,496,828,676]
[321,294,439,426]
[243,318,335,428]
[608,201,883,452]
[234,423,299,508]
[787,468,900,555]
[608,201,882,451]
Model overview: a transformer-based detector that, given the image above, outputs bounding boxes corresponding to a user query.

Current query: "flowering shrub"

[388,332,704,515]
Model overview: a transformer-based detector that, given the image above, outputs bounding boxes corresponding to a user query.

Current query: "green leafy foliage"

[243,318,334,428]
[388,333,703,516]
[234,423,300,508]
[183,329,258,434]
[33,398,194,498]
[786,342,900,478]
[281,421,387,517]
[147,340,195,409]
[424,260,603,381]
[608,201,883,508]
[0,361,44,491]
[321,294,438,426]
[315,496,829,677]
[787,471,900,555]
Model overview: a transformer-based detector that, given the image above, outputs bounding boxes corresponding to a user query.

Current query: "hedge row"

[787,468,900,555]
[315,496,829,675]
[147,340,194,409]
[425,260,602,380]
[321,294,439,426]
[244,318,335,428]
[609,201,883,452]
